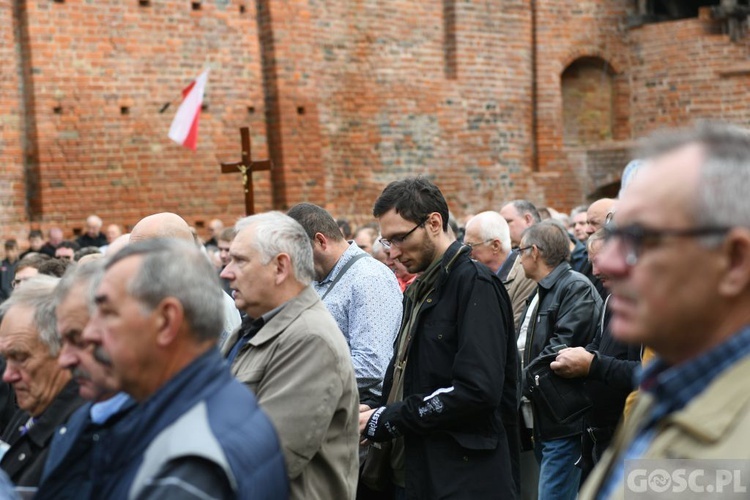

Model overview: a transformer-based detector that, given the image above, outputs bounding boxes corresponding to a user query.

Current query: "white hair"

[236,212,315,286]
[0,275,61,355]
[467,211,511,253]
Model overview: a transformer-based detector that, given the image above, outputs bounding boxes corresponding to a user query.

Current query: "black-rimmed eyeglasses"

[379,218,428,250]
[603,223,730,266]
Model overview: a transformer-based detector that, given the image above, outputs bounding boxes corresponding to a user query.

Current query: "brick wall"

[0,0,29,241]
[4,0,750,245]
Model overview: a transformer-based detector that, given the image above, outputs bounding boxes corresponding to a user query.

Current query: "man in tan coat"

[220,211,360,500]
[580,122,750,499]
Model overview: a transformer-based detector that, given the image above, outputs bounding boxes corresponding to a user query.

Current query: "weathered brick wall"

[5,0,750,244]
[533,0,632,210]
[305,0,533,222]
[628,10,750,137]
[17,0,268,238]
[0,0,29,240]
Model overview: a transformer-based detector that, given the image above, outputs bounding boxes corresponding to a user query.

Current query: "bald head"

[586,198,616,235]
[130,213,194,244]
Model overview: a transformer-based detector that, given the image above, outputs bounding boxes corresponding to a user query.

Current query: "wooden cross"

[220,127,272,216]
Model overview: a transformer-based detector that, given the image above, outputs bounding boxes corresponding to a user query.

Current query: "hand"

[359,406,376,445]
[550,347,593,378]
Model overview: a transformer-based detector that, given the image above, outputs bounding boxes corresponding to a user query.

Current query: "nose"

[57,343,78,370]
[219,264,233,280]
[83,315,103,344]
[3,363,20,384]
[595,238,629,281]
[388,245,403,260]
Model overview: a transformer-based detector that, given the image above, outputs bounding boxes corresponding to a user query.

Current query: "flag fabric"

[168,69,210,150]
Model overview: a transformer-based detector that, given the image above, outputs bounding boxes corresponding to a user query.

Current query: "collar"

[248,286,322,347]
[639,325,750,430]
[537,261,572,290]
[90,392,134,425]
[317,242,364,285]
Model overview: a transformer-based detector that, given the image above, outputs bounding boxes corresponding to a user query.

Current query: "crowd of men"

[0,121,747,499]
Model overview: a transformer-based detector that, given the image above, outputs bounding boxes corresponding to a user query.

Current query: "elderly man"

[205,218,224,247]
[360,178,519,499]
[129,212,240,346]
[585,198,616,237]
[518,220,602,500]
[0,276,84,486]
[500,199,541,248]
[76,215,108,249]
[353,226,378,255]
[465,211,536,331]
[581,123,750,498]
[35,261,134,499]
[287,203,402,408]
[220,212,359,499]
[87,239,287,498]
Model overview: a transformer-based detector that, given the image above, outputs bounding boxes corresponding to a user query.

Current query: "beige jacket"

[580,355,750,500]
[503,252,537,332]
[222,286,360,500]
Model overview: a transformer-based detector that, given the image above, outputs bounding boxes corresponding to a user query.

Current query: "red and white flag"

[168,69,210,151]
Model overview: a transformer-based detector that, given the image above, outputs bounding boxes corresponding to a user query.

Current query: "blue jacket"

[89,348,288,499]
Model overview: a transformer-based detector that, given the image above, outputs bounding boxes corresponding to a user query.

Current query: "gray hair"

[521,220,571,267]
[570,205,589,218]
[468,211,511,253]
[0,275,61,355]
[637,122,750,229]
[586,228,607,254]
[235,212,315,286]
[105,239,224,342]
[54,259,106,316]
[509,200,541,224]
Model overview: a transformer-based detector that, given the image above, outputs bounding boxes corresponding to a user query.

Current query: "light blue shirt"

[314,243,403,404]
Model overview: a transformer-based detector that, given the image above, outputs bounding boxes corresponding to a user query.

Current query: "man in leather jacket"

[518,220,602,500]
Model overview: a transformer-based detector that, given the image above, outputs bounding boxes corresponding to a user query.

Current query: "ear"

[274,253,293,286]
[154,298,185,348]
[313,232,327,251]
[717,229,750,298]
[426,212,443,235]
[524,213,534,225]
[489,239,502,254]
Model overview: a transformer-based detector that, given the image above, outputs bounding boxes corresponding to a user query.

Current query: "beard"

[405,232,439,274]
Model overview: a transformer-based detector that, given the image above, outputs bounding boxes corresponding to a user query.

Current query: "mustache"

[71,367,91,381]
[93,345,113,367]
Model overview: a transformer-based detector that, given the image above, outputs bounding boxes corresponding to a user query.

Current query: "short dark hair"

[373,177,450,231]
[287,203,344,242]
[28,230,43,239]
[58,240,80,251]
[510,200,541,224]
[521,220,571,267]
[4,239,17,251]
[336,219,352,239]
[39,258,71,278]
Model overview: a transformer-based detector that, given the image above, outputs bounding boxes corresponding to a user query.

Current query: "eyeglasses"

[518,245,539,253]
[464,239,493,250]
[603,223,730,266]
[379,218,427,250]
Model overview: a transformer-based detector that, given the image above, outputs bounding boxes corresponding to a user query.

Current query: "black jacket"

[371,242,519,499]
[584,299,641,428]
[522,262,602,440]
[0,380,84,487]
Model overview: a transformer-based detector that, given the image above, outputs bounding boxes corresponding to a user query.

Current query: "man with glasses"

[518,220,602,500]
[581,122,750,499]
[359,177,519,499]
[464,211,536,331]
